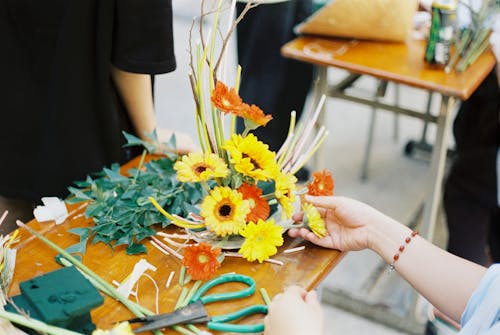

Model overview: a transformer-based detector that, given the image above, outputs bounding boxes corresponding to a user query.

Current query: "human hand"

[289,195,398,252]
[156,128,199,154]
[264,286,324,335]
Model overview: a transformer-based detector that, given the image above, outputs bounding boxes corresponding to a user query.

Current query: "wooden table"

[9,156,344,334]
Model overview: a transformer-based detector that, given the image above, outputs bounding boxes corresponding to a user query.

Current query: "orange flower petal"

[307,170,334,196]
[238,183,270,223]
[211,81,244,114]
[239,103,273,127]
[182,242,221,280]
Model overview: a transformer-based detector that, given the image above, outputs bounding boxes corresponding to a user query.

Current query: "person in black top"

[443,69,500,266]
[0,0,187,232]
[236,0,314,180]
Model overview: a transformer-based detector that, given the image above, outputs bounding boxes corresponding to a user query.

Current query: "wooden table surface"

[9,156,344,334]
[281,36,497,100]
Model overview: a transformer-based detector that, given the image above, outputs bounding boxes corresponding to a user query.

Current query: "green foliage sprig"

[66,132,204,255]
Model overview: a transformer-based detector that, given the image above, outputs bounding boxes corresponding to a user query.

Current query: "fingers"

[271,286,308,306]
[291,212,303,222]
[287,227,311,239]
[288,227,332,247]
[303,195,340,210]
[284,285,307,298]
[304,290,321,307]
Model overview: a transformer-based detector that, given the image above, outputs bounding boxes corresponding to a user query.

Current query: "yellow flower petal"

[92,322,133,335]
[274,172,297,218]
[174,152,229,182]
[303,203,326,238]
[200,186,250,236]
[224,134,278,181]
[239,219,283,262]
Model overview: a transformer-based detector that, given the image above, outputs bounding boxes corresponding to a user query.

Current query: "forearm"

[110,65,156,140]
[369,219,487,322]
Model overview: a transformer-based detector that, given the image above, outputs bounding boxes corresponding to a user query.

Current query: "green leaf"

[103,167,128,183]
[122,131,157,153]
[69,228,91,242]
[67,186,93,201]
[167,133,177,149]
[231,174,243,189]
[115,235,130,246]
[126,243,148,255]
[65,241,87,256]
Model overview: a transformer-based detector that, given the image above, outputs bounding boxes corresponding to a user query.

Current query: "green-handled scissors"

[129,273,268,333]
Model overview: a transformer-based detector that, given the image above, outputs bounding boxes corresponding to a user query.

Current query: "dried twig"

[224,252,284,266]
[150,236,184,260]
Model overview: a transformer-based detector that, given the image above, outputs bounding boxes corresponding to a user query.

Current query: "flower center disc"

[218,204,232,218]
[242,154,261,169]
[198,254,208,264]
[194,165,208,174]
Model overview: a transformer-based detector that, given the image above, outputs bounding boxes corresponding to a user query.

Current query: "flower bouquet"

[66,1,333,281]
[144,0,333,275]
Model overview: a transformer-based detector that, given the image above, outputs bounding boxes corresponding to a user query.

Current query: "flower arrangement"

[145,0,332,276]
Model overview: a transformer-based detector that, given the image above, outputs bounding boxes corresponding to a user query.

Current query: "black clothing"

[1,0,176,201]
[236,0,313,152]
[444,69,500,265]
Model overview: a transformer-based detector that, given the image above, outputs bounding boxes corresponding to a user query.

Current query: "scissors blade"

[132,300,209,333]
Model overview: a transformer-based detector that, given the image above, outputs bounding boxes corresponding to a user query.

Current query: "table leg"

[313,66,328,170]
[420,95,456,241]
[360,80,388,181]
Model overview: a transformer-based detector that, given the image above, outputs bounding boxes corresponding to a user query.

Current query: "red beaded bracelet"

[389,230,418,272]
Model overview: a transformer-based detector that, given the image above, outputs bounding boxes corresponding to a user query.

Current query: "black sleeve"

[111,0,176,74]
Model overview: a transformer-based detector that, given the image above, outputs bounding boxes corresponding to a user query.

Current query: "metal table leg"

[420,95,456,241]
[411,97,456,321]
[360,80,388,181]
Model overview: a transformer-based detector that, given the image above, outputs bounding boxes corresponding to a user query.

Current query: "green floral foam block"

[7,266,103,334]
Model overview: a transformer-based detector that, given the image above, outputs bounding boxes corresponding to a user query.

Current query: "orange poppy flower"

[182,242,222,280]
[307,170,334,196]
[211,81,243,114]
[239,103,273,127]
[238,183,270,223]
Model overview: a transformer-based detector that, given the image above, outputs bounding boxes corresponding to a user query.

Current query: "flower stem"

[183,280,202,306]
[259,288,272,306]
[16,221,144,316]
[15,221,168,335]
[132,149,147,184]
[179,266,187,287]
[0,310,83,335]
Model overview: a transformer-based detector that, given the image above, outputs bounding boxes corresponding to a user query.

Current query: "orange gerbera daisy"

[238,183,270,223]
[182,242,222,280]
[211,81,243,114]
[239,103,273,127]
[307,170,334,196]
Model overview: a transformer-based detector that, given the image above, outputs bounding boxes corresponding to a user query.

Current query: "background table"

[282,36,496,243]
[9,156,344,334]
[282,35,496,332]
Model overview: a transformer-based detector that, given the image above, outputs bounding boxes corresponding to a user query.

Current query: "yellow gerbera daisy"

[239,218,284,263]
[174,152,229,182]
[200,186,250,236]
[274,172,297,218]
[302,203,327,238]
[92,322,133,335]
[224,134,278,181]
